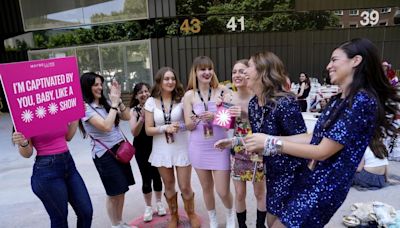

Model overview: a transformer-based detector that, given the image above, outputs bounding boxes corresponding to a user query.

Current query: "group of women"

[11,37,399,228]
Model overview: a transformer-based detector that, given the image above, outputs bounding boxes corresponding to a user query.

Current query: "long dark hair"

[129,82,150,108]
[323,38,400,158]
[78,72,120,138]
[151,67,184,102]
[250,51,293,107]
[299,72,310,87]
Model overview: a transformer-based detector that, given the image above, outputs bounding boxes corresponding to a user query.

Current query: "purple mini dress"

[188,101,230,170]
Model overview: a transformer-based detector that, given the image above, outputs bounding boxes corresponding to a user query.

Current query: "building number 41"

[226,16,245,31]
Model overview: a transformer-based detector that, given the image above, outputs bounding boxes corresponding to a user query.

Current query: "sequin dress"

[248,95,307,216]
[231,117,264,182]
[279,91,378,227]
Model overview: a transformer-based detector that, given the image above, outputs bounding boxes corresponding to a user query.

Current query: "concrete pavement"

[1,113,399,227]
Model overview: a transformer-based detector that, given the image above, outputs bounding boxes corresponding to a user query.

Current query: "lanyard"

[160,96,173,124]
[197,87,211,111]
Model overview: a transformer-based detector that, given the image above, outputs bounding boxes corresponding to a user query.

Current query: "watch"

[275,139,283,154]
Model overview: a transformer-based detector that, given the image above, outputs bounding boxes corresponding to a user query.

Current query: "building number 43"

[180,16,245,34]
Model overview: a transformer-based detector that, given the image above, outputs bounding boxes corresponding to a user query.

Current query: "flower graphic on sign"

[35,106,46,119]
[21,110,34,123]
[48,103,58,115]
[214,109,232,127]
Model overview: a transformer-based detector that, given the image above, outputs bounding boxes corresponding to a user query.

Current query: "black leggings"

[135,150,162,194]
[298,100,308,112]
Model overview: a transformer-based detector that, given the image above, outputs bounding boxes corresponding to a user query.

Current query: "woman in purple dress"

[245,38,400,227]
[183,56,234,228]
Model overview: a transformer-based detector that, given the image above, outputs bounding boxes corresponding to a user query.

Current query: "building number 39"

[360,10,380,26]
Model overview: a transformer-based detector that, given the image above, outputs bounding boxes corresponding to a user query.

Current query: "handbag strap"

[88,134,118,158]
[86,103,127,157]
[87,103,129,142]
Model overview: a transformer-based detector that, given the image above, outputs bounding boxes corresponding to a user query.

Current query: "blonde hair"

[187,56,219,90]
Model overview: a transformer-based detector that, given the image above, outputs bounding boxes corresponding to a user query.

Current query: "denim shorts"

[93,143,135,196]
[353,169,386,190]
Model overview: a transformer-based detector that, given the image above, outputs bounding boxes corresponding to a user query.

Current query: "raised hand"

[109,79,121,107]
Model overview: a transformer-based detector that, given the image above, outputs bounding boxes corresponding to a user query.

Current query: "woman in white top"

[144,67,200,228]
[353,146,389,189]
[79,72,134,228]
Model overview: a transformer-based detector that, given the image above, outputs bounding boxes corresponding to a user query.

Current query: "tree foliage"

[23,0,339,50]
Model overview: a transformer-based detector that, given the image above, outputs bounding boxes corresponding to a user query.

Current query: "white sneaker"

[143,206,153,222]
[226,209,235,228]
[208,209,218,228]
[121,222,137,228]
[156,201,167,216]
[112,222,136,228]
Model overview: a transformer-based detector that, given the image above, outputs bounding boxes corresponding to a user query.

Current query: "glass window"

[349,10,359,16]
[381,8,391,14]
[349,23,358,28]
[28,40,152,93]
[125,42,152,91]
[83,0,148,24]
[334,10,343,15]
[20,0,148,31]
[29,48,76,60]
[76,47,100,73]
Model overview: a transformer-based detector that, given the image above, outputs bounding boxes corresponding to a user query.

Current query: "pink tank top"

[30,125,69,156]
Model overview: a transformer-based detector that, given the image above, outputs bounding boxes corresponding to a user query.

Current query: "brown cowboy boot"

[182,193,201,228]
[165,192,179,228]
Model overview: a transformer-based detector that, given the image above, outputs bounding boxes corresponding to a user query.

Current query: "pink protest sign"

[0,57,84,138]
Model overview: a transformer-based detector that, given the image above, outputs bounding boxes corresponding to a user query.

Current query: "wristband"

[158,125,168,133]
[111,106,118,111]
[120,105,127,112]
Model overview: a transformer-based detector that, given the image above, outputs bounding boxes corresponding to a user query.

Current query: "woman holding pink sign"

[79,72,134,228]
[12,121,93,228]
[183,56,235,228]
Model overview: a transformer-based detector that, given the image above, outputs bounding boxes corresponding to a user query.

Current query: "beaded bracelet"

[263,136,282,156]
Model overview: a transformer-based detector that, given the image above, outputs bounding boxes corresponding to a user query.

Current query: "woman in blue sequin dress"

[216,51,307,227]
[245,38,400,228]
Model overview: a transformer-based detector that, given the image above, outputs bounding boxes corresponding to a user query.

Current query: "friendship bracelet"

[263,136,283,156]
